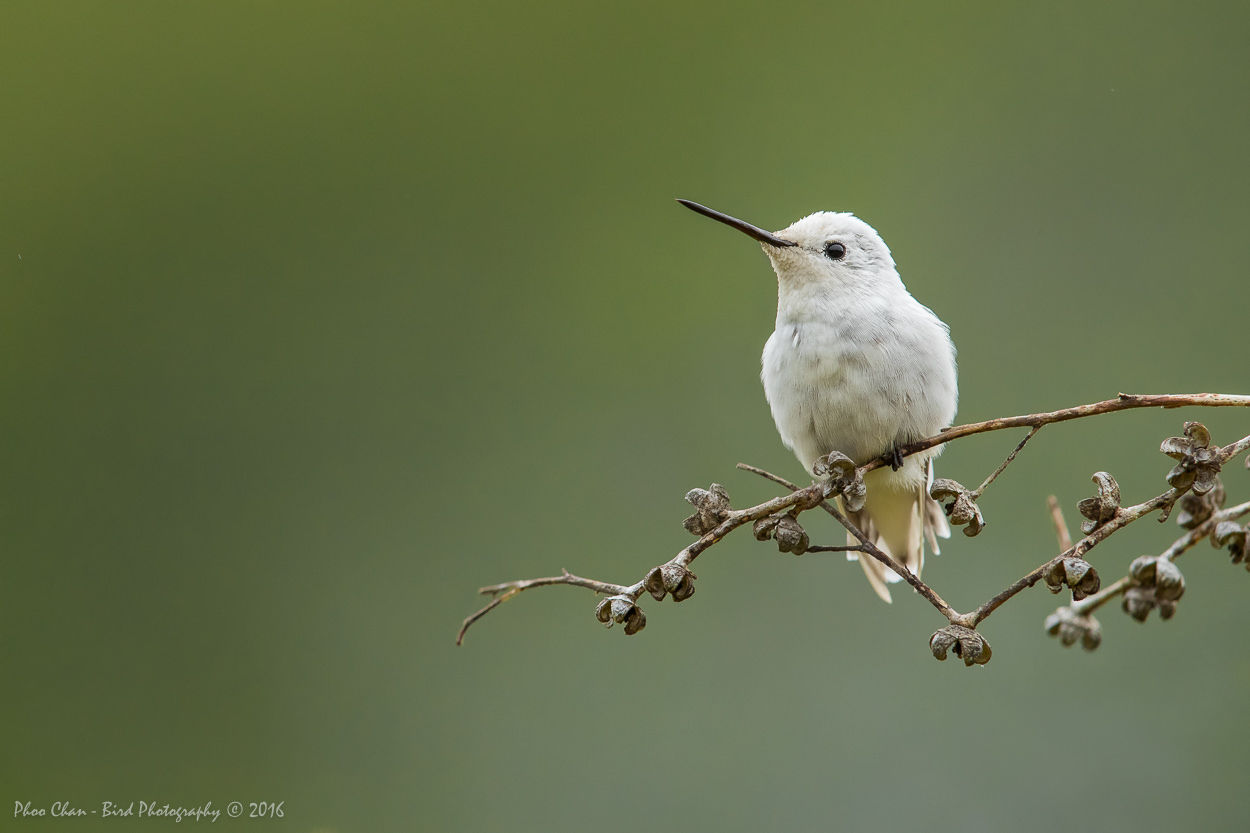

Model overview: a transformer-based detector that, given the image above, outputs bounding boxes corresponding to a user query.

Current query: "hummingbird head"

[677,199,900,294]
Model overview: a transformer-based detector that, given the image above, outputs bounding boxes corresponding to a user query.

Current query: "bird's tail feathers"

[840,504,893,603]
[843,462,947,603]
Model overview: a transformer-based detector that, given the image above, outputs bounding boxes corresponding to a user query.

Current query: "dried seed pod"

[773,515,809,555]
[1185,421,1212,448]
[840,479,868,513]
[814,450,868,512]
[1161,421,1222,495]
[1174,481,1225,529]
[1211,521,1250,567]
[813,450,855,479]
[1044,607,1102,651]
[686,483,730,511]
[623,609,647,635]
[1077,472,1121,534]
[1129,554,1185,605]
[1042,563,1064,593]
[1121,586,1157,622]
[643,563,697,603]
[1064,558,1101,600]
[753,515,781,542]
[1043,557,1101,600]
[1081,619,1104,650]
[1152,559,1185,602]
[929,624,992,667]
[683,483,732,535]
[595,595,646,635]
[1129,554,1158,585]
[929,478,986,537]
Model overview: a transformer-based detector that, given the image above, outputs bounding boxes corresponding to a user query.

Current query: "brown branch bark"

[862,392,1250,474]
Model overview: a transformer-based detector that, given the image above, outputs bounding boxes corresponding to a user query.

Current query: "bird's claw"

[889,447,904,471]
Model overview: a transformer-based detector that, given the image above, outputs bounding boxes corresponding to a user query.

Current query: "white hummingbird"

[678,199,958,602]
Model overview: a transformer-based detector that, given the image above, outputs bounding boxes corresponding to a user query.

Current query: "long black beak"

[676,199,796,248]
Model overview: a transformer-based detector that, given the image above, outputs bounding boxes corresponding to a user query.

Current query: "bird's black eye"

[823,241,847,260]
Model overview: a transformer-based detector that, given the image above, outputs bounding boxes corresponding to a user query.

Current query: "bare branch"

[970,486,1183,627]
[1064,499,1250,618]
[862,392,1250,475]
[457,392,1250,660]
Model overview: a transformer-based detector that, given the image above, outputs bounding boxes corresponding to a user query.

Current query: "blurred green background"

[3,1,1249,831]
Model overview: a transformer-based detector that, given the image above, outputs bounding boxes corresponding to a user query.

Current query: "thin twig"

[457,570,633,645]
[477,571,631,598]
[457,597,505,646]
[972,426,1041,499]
[1047,495,1074,551]
[736,462,795,490]
[806,544,867,553]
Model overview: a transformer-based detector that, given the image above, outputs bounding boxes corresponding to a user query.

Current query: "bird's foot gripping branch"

[457,393,1250,667]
